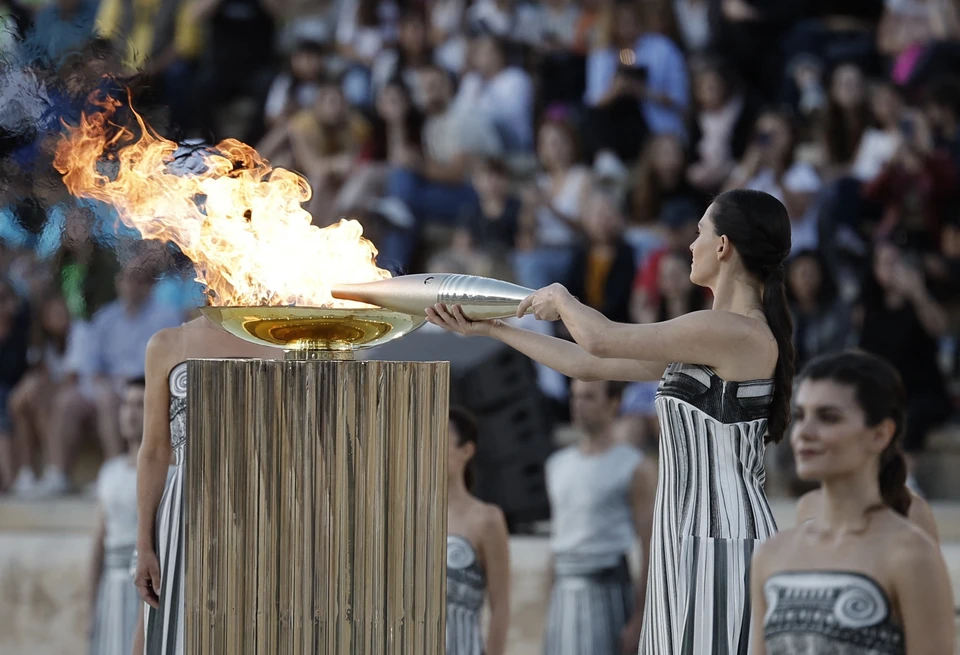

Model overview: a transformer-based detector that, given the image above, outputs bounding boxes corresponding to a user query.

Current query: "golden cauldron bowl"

[199,305,426,360]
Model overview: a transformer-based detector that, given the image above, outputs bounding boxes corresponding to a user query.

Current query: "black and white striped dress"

[446,535,486,655]
[639,363,778,654]
[143,362,187,655]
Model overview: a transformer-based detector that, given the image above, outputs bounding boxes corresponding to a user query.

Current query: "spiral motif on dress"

[447,535,476,570]
[834,580,887,629]
[169,363,188,398]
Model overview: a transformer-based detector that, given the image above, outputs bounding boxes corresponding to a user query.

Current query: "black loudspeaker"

[363,326,554,530]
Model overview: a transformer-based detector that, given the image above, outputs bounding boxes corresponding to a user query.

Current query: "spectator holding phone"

[725,110,822,253]
[864,108,956,254]
[582,0,688,162]
[856,240,953,491]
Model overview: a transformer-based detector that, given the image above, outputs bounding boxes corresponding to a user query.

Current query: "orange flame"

[53,92,390,307]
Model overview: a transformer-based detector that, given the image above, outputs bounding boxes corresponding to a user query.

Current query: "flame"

[53,92,391,307]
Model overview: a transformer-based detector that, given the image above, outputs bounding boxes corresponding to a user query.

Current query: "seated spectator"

[41,257,181,496]
[857,240,953,490]
[372,8,442,109]
[635,249,708,325]
[564,188,636,324]
[686,54,759,194]
[259,76,372,226]
[450,33,534,153]
[0,278,29,491]
[584,0,689,156]
[924,75,960,171]
[24,0,97,67]
[333,78,424,220]
[429,0,468,73]
[628,197,700,323]
[7,291,70,496]
[452,156,522,280]
[671,0,713,53]
[263,38,327,129]
[334,0,398,106]
[464,0,520,40]
[725,110,822,253]
[513,118,593,290]
[382,64,495,231]
[519,0,585,109]
[815,61,870,180]
[851,79,904,183]
[626,134,707,240]
[786,249,854,373]
[863,108,955,254]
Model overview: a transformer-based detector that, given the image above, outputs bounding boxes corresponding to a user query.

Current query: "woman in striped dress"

[446,407,511,655]
[131,317,276,654]
[88,378,149,655]
[426,189,795,654]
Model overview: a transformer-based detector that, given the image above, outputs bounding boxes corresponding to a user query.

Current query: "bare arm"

[131,609,144,655]
[488,322,667,382]
[892,532,955,654]
[907,492,940,544]
[89,506,106,614]
[136,332,175,568]
[550,290,771,377]
[481,507,511,655]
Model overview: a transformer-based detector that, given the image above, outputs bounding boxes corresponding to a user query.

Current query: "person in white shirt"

[450,33,534,153]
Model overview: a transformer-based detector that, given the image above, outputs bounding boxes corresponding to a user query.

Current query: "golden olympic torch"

[48,92,527,655]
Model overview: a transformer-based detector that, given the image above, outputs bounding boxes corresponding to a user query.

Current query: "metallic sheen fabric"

[185,359,450,654]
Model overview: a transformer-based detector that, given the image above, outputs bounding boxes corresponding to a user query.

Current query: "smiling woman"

[427,188,794,654]
[749,351,955,655]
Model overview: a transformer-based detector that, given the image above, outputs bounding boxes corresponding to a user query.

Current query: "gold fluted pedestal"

[184,359,449,654]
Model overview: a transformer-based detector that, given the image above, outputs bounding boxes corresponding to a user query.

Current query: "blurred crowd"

[0,0,960,499]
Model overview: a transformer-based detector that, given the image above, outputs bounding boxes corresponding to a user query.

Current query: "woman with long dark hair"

[427,188,795,653]
[445,407,510,655]
[750,351,954,654]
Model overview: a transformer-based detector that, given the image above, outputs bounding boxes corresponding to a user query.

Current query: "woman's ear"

[870,417,897,455]
[717,234,731,261]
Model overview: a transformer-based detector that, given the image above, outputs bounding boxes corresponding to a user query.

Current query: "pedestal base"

[185,359,449,654]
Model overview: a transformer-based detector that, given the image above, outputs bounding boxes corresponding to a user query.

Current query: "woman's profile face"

[688,205,722,287]
[790,379,887,482]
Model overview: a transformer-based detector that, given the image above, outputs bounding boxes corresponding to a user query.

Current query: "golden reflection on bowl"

[199,306,426,359]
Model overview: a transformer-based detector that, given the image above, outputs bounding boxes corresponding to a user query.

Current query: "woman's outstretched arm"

[426,305,667,382]
[521,284,769,373]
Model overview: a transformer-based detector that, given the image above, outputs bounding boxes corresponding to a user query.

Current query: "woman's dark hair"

[449,406,480,491]
[711,189,795,444]
[799,351,911,516]
[369,78,424,162]
[823,62,869,165]
[784,249,838,308]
